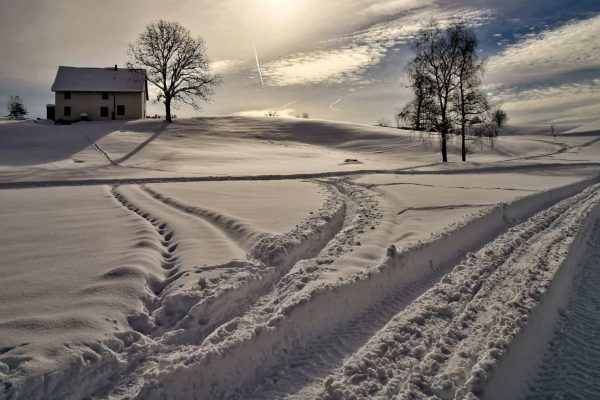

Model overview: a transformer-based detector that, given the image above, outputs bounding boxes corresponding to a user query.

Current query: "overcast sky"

[0,0,598,125]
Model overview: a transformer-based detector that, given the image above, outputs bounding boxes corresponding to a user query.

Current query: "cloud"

[260,7,494,86]
[487,14,600,83]
[261,46,385,86]
[211,59,244,74]
[361,0,434,16]
[490,79,600,124]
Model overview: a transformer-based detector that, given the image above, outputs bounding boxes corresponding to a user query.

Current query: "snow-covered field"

[0,117,599,399]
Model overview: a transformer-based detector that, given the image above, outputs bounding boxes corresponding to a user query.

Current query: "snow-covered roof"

[51,66,147,94]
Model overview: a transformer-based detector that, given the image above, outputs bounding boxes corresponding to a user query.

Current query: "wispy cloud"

[261,46,384,86]
[260,7,494,86]
[490,79,600,124]
[211,59,244,73]
[487,14,600,83]
[360,0,435,16]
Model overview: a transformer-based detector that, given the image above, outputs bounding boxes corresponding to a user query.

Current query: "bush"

[376,117,391,127]
[6,95,28,119]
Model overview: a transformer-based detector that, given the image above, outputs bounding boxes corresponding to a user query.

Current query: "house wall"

[54,91,145,121]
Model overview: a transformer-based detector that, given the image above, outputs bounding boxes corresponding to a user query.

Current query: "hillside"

[0,117,599,400]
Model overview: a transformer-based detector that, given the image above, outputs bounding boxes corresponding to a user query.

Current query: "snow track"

[485,206,600,400]
[2,175,598,400]
[140,185,266,250]
[93,181,347,398]
[524,219,600,399]
[0,162,599,190]
[112,187,184,298]
[316,185,600,400]
[129,178,599,399]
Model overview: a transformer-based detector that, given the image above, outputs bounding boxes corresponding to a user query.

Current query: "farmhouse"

[49,65,148,121]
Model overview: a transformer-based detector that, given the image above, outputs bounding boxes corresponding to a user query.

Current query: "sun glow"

[260,0,305,21]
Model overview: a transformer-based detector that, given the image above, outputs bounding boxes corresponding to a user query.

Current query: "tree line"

[398,22,507,162]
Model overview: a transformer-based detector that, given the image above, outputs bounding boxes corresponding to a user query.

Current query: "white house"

[50,65,148,121]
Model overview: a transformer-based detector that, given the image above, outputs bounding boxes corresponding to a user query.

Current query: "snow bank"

[0,186,164,399]
[134,175,599,399]
[0,179,341,400]
[317,184,600,400]
[483,198,600,400]
[522,213,600,399]
[564,118,600,134]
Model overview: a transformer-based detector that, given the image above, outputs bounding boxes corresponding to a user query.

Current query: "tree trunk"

[441,131,448,162]
[165,99,172,123]
[461,120,466,161]
[416,100,422,131]
[440,98,449,163]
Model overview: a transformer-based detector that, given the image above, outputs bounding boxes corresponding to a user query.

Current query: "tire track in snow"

[235,197,535,398]
[1,163,598,190]
[140,185,267,251]
[129,178,380,399]
[12,187,191,400]
[131,179,600,400]
[503,134,600,163]
[111,187,184,309]
[238,266,448,399]
[96,186,268,398]
[315,185,600,400]
[365,181,539,192]
[97,181,349,399]
[525,215,600,400]
[110,182,346,342]
[396,204,495,215]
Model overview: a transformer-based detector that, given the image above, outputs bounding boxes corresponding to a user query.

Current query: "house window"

[117,105,125,116]
[100,107,109,117]
[64,91,71,100]
[64,106,71,117]
[102,92,109,100]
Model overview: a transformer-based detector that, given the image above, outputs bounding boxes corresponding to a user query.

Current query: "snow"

[144,181,326,234]
[0,117,583,185]
[519,214,600,399]
[0,186,161,397]
[564,118,600,133]
[0,117,599,400]
[496,124,577,136]
[315,185,600,400]
[51,66,146,93]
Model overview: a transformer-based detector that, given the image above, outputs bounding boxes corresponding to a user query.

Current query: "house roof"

[51,66,148,97]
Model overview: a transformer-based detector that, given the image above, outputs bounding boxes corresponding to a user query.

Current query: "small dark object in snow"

[344,158,359,163]
[386,245,397,257]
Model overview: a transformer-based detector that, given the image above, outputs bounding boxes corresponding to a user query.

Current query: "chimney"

[114,64,118,71]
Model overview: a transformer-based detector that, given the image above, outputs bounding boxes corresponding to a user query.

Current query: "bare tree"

[127,20,222,123]
[476,107,507,137]
[402,22,502,162]
[397,102,415,128]
[451,23,488,161]
[6,95,28,119]
[408,23,464,162]
[376,117,392,127]
[403,59,431,131]
[492,108,508,129]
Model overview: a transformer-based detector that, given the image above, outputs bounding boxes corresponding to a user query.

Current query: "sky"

[0,0,598,125]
